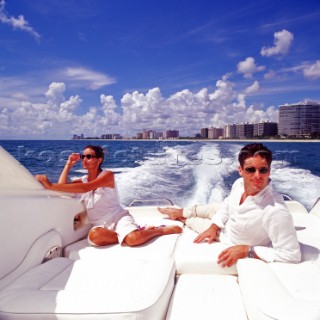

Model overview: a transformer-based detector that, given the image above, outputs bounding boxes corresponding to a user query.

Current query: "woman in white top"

[36,145,182,246]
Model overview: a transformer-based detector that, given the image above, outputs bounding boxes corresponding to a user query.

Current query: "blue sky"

[0,0,320,139]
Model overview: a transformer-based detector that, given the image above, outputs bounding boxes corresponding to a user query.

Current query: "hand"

[66,153,81,167]
[194,224,220,244]
[36,175,53,190]
[217,245,250,267]
[157,207,183,220]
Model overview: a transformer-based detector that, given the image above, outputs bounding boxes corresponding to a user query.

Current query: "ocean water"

[1,140,320,211]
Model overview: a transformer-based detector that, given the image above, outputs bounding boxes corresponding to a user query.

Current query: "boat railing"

[128,198,174,207]
[282,193,293,201]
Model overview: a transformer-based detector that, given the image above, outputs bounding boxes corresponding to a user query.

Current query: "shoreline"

[1,138,320,143]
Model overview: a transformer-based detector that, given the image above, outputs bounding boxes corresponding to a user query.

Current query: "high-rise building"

[254,122,278,137]
[163,130,179,139]
[200,128,209,139]
[279,102,320,136]
[208,127,223,139]
[236,123,254,139]
[224,124,237,139]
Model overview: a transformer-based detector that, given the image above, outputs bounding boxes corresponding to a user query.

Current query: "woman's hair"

[84,145,105,170]
[238,143,272,167]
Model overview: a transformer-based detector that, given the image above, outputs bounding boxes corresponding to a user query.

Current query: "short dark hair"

[84,145,104,170]
[238,143,272,167]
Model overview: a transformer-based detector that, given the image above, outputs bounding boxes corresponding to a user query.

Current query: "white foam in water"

[73,143,319,212]
[183,143,239,207]
[115,143,241,208]
[271,160,320,211]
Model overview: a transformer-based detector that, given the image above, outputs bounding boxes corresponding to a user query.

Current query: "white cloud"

[0,0,40,40]
[260,29,293,57]
[264,70,277,80]
[237,57,265,78]
[303,60,320,80]
[244,80,260,94]
[0,79,279,139]
[61,67,116,90]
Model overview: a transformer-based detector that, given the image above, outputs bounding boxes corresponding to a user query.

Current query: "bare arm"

[58,153,81,184]
[36,170,115,193]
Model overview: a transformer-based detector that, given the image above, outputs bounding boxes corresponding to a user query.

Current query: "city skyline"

[1,0,320,139]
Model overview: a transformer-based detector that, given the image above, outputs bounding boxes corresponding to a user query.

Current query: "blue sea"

[1,140,320,211]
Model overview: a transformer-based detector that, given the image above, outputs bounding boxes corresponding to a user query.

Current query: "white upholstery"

[64,214,183,260]
[0,230,61,290]
[166,274,247,320]
[293,211,320,259]
[285,200,309,215]
[309,198,320,218]
[0,257,176,320]
[66,233,181,260]
[174,227,238,275]
[237,259,320,320]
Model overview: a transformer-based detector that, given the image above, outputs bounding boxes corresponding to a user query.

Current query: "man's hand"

[194,224,220,244]
[157,207,183,220]
[217,245,250,267]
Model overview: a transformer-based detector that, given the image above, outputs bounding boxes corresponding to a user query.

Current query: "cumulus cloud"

[237,57,265,78]
[244,80,260,94]
[0,0,40,40]
[264,70,277,80]
[303,60,320,80]
[260,29,293,57]
[60,67,116,90]
[0,79,279,139]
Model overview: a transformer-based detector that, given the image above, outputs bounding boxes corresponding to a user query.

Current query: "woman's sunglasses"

[80,154,97,160]
[244,167,270,174]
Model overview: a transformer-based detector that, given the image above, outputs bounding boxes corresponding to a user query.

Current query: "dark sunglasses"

[244,166,270,174]
[80,154,97,160]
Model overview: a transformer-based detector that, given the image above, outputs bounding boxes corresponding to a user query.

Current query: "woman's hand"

[36,175,53,190]
[66,153,81,168]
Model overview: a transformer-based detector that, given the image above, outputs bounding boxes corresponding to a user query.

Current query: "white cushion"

[65,217,182,260]
[174,228,238,275]
[66,233,181,260]
[0,257,175,320]
[237,259,320,320]
[166,274,247,320]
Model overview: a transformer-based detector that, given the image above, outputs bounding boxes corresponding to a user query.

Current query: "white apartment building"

[279,102,320,136]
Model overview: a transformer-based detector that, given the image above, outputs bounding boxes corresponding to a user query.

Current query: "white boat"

[0,145,319,320]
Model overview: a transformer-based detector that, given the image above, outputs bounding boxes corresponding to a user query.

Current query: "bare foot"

[157,207,183,220]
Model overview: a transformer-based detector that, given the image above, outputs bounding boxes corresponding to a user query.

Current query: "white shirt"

[211,178,301,263]
[80,171,128,227]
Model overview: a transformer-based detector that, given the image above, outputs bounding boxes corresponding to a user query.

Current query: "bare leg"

[88,227,119,246]
[124,225,182,247]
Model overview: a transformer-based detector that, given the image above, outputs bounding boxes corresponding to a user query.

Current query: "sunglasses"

[244,167,270,174]
[80,154,97,160]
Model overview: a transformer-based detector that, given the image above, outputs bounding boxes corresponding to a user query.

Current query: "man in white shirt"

[158,143,301,267]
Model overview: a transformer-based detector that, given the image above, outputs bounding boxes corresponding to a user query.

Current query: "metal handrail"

[128,198,174,207]
[282,194,293,201]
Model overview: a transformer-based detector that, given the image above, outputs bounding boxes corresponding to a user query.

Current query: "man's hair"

[238,143,272,167]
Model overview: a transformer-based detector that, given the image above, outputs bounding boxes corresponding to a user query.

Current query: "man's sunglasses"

[244,167,270,174]
[80,154,97,160]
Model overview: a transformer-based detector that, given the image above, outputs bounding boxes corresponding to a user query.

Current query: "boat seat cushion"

[64,217,183,260]
[65,232,181,260]
[0,257,176,320]
[166,274,247,320]
[174,228,238,275]
[237,259,320,320]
